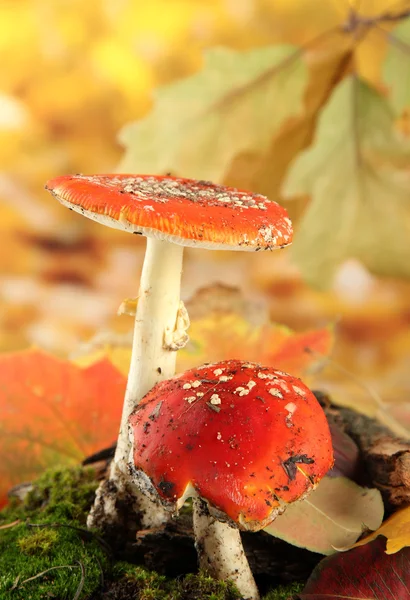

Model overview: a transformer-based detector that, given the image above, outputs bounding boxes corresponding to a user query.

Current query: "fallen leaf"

[298,537,410,600]
[344,505,410,555]
[0,348,126,507]
[282,76,410,288]
[179,314,334,376]
[74,317,333,381]
[119,45,307,181]
[383,18,410,114]
[265,476,383,555]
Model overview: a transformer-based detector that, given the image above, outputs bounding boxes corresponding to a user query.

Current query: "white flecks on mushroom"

[258,225,278,245]
[217,432,223,441]
[219,375,232,382]
[183,383,192,389]
[284,402,297,428]
[247,380,256,390]
[259,372,276,380]
[213,368,224,376]
[192,380,202,388]
[235,386,249,396]
[210,394,221,405]
[277,380,290,393]
[285,402,297,414]
[98,174,270,212]
[186,396,197,403]
[292,385,306,397]
[274,370,288,377]
[196,392,204,397]
[268,388,284,399]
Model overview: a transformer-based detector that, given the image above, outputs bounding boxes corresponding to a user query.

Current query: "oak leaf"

[282,76,410,288]
[383,18,410,114]
[179,313,333,376]
[119,45,307,182]
[0,349,126,507]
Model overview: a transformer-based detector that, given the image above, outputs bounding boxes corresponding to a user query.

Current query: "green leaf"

[264,476,384,555]
[282,76,410,288]
[383,18,410,114]
[119,45,307,182]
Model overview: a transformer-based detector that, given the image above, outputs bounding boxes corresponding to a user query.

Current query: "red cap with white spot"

[129,359,334,531]
[45,174,292,251]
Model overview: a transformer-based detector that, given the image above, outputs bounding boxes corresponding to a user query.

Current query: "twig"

[0,519,20,530]
[94,555,105,590]
[72,561,86,600]
[14,564,78,588]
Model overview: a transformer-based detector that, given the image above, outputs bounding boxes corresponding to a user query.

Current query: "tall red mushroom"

[129,359,334,599]
[45,174,293,529]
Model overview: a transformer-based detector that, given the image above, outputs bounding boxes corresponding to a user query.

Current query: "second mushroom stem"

[192,498,260,600]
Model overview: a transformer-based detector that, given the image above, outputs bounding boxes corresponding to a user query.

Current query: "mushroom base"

[88,461,170,532]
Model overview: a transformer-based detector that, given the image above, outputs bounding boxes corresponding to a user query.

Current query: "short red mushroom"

[45,174,293,528]
[129,359,334,599]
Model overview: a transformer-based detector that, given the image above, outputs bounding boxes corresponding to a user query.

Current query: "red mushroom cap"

[45,174,292,251]
[129,360,334,531]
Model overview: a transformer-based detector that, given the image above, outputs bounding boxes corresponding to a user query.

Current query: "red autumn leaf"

[179,312,334,378]
[298,538,410,600]
[0,348,126,507]
[260,326,334,375]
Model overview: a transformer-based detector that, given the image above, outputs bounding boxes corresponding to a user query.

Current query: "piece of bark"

[316,392,410,511]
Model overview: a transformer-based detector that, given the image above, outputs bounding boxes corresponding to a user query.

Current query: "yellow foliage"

[0,0,410,405]
[73,304,333,379]
[346,505,410,555]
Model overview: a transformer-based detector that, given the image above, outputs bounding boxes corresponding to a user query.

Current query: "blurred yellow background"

[0,0,409,421]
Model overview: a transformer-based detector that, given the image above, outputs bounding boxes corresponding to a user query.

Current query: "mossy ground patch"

[0,465,304,599]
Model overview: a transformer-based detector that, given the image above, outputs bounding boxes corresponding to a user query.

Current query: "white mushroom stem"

[192,498,259,600]
[113,237,185,471]
[88,237,186,529]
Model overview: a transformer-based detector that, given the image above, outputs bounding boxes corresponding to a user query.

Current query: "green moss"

[263,582,304,600]
[23,465,99,522]
[177,572,241,599]
[108,565,242,599]
[17,528,59,555]
[0,466,107,599]
[0,465,306,600]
